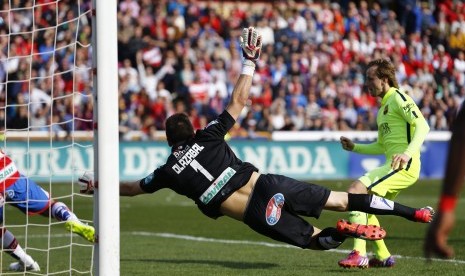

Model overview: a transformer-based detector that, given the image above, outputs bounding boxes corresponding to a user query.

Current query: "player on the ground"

[0,150,95,272]
[338,59,430,268]
[81,27,433,256]
[424,103,465,259]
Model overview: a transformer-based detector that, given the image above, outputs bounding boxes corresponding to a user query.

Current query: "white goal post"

[92,0,120,275]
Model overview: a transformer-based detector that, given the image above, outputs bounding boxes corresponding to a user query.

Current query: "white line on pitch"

[131,231,465,265]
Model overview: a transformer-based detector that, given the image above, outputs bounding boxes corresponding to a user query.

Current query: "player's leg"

[11,175,95,243]
[49,200,96,243]
[339,180,370,268]
[242,174,385,251]
[0,193,40,272]
[367,214,395,267]
[367,170,417,268]
[325,191,433,222]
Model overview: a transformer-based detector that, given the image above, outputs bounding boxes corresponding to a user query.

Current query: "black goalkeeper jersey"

[140,110,258,219]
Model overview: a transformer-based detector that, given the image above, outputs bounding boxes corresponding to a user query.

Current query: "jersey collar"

[381,87,396,105]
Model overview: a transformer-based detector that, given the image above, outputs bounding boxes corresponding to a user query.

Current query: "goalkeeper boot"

[9,261,40,272]
[369,255,395,268]
[336,219,386,240]
[65,220,96,243]
[338,250,369,269]
[414,206,435,223]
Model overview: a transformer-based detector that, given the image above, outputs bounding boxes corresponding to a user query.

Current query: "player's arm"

[399,96,430,158]
[392,93,430,169]
[226,27,262,121]
[424,104,465,259]
[120,180,146,196]
[340,136,384,155]
[441,104,465,197]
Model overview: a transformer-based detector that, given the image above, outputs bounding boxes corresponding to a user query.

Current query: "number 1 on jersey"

[190,159,214,181]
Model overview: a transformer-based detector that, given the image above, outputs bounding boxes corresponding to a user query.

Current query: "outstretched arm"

[120,180,146,196]
[424,104,465,259]
[226,27,262,121]
[78,172,146,196]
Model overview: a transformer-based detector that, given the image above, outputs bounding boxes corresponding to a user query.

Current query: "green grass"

[2,180,464,275]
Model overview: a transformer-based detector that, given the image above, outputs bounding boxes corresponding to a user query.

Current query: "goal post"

[92,0,120,275]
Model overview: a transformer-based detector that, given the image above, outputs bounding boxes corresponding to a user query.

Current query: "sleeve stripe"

[396,90,407,101]
[412,111,419,118]
[405,123,412,171]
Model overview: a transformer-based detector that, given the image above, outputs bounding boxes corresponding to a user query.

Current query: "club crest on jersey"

[265,193,285,226]
[5,190,14,199]
[383,105,389,115]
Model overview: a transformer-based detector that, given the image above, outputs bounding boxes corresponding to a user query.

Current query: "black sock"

[347,193,416,221]
[316,227,346,250]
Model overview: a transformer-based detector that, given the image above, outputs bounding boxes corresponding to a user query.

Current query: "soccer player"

[0,150,95,272]
[338,59,431,268]
[424,103,465,259]
[81,27,433,255]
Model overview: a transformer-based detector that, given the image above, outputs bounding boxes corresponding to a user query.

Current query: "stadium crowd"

[0,0,465,140]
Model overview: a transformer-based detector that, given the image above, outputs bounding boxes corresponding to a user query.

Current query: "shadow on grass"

[121,258,278,269]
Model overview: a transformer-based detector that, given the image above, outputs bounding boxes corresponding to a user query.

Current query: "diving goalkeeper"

[80,27,433,257]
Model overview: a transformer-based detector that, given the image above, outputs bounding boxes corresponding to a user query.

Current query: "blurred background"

[0,0,464,180]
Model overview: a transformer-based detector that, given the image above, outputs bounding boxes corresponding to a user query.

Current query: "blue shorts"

[1,175,50,224]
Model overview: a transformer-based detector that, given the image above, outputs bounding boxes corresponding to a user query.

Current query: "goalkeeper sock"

[349,211,367,256]
[51,202,78,222]
[1,229,35,266]
[315,227,346,250]
[348,194,416,220]
[368,214,391,260]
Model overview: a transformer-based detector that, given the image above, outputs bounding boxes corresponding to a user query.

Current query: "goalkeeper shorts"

[0,175,50,223]
[243,173,331,249]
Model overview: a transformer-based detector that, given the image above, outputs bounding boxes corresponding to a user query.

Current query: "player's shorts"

[358,163,419,199]
[0,175,51,224]
[243,173,331,249]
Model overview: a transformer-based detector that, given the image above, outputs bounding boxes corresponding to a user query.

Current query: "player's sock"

[348,194,416,220]
[1,229,35,267]
[315,227,346,250]
[368,214,391,260]
[51,202,78,222]
[349,211,367,256]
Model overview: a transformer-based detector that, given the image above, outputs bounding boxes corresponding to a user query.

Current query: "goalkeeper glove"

[240,26,262,76]
[78,171,95,194]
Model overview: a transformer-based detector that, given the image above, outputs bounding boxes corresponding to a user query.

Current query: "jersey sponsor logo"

[199,167,236,204]
[0,163,18,182]
[403,103,414,113]
[172,143,205,174]
[173,145,190,159]
[380,122,391,135]
[266,193,285,226]
[370,195,394,210]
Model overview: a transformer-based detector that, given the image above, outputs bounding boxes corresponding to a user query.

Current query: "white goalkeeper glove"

[78,171,95,194]
[240,27,262,75]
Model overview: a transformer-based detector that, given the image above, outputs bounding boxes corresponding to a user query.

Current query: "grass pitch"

[1,179,464,275]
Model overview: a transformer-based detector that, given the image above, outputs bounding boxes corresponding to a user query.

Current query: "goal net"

[0,0,94,274]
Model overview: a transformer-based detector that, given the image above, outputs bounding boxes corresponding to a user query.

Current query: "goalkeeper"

[338,59,430,269]
[81,27,433,256]
[0,150,95,272]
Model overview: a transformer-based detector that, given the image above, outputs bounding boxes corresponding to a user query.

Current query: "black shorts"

[243,174,331,248]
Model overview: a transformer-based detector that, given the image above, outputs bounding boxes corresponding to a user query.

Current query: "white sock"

[51,202,79,222]
[2,230,35,266]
